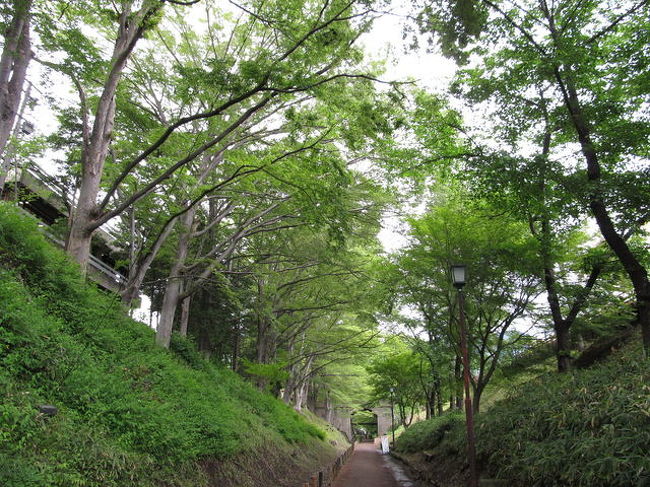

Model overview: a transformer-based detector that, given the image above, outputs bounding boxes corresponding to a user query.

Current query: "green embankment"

[0,204,340,487]
[395,337,650,486]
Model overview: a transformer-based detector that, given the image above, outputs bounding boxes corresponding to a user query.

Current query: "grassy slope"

[395,335,650,487]
[0,204,340,487]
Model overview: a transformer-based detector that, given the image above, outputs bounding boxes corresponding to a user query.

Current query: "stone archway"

[351,408,377,441]
[370,402,394,437]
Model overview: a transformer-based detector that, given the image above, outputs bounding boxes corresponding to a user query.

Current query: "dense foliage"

[477,337,650,486]
[393,411,463,454]
[395,336,650,486]
[0,204,326,487]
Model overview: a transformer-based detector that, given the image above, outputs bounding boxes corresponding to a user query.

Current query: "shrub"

[394,411,464,453]
[476,338,650,486]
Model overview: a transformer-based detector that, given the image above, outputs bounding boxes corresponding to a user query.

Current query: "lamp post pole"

[452,265,478,487]
[389,387,395,445]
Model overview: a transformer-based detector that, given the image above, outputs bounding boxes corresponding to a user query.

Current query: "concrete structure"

[2,165,127,293]
[314,400,399,441]
[371,403,394,437]
[314,405,354,440]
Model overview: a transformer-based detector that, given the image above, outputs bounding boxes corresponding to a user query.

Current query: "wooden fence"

[301,442,355,487]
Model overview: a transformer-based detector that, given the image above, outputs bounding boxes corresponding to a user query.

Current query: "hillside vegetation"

[394,338,650,487]
[0,204,339,487]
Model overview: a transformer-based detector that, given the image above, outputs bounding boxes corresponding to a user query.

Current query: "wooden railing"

[302,443,355,487]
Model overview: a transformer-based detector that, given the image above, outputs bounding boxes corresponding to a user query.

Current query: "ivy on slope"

[0,204,324,487]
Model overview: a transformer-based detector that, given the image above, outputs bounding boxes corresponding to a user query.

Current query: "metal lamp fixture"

[451,263,477,487]
[451,264,467,288]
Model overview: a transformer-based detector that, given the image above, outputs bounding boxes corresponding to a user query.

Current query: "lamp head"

[451,264,467,289]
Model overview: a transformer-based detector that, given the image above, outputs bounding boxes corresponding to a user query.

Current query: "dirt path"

[332,442,414,487]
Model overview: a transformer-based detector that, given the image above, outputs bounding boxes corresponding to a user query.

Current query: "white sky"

[359,11,457,253]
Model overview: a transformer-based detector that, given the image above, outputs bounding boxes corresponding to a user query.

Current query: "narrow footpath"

[332,442,415,487]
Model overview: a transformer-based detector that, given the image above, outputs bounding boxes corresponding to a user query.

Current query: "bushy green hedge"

[0,204,323,487]
[476,338,650,487]
[394,412,464,454]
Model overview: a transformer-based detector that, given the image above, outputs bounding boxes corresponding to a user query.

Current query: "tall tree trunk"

[555,323,572,372]
[294,357,313,412]
[541,228,602,372]
[282,374,294,404]
[255,320,276,389]
[282,341,296,404]
[0,82,31,194]
[255,280,278,390]
[557,69,650,357]
[156,208,195,347]
[66,4,152,268]
[121,279,143,307]
[543,255,573,372]
[472,383,486,414]
[121,152,223,305]
[454,355,463,409]
[325,390,333,423]
[179,294,191,337]
[449,370,456,410]
[0,0,32,162]
[231,321,240,372]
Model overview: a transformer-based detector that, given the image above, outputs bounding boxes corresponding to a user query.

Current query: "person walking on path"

[332,442,400,487]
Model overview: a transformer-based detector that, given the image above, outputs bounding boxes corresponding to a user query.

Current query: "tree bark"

[0,81,31,193]
[121,211,177,305]
[66,4,154,268]
[231,320,240,372]
[293,357,313,411]
[472,383,484,414]
[156,207,195,347]
[556,69,650,357]
[540,222,602,372]
[555,322,572,373]
[255,279,278,390]
[454,355,463,409]
[179,294,191,337]
[0,0,32,162]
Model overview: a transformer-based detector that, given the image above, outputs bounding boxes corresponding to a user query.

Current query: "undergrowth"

[395,337,649,486]
[393,412,463,454]
[476,337,650,486]
[0,204,325,487]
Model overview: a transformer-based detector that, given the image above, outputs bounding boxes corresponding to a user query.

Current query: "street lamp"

[389,386,395,446]
[451,265,467,288]
[451,264,478,487]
